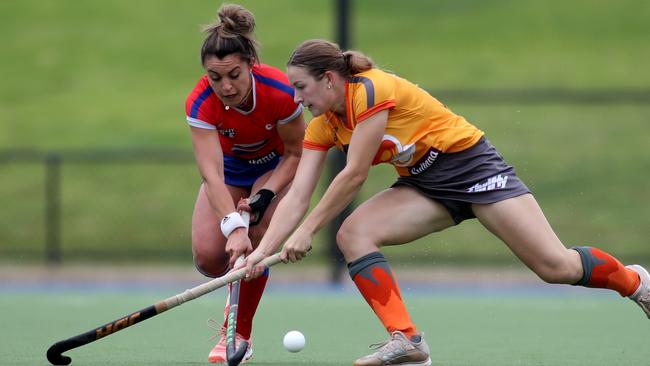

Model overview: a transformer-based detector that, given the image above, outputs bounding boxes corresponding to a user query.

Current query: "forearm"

[191,127,235,218]
[256,190,311,255]
[203,177,236,218]
[265,115,305,194]
[255,148,327,255]
[297,110,387,234]
[260,153,300,194]
[300,167,365,235]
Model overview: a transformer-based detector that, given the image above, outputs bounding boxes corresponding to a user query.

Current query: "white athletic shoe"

[627,264,650,319]
[354,331,431,366]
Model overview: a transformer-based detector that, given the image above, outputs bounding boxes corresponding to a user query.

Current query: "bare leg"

[338,185,453,343]
[472,193,583,284]
[337,185,455,261]
[192,182,247,277]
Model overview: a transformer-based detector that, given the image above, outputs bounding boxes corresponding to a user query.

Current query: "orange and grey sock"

[573,246,640,296]
[348,252,417,338]
[222,267,269,339]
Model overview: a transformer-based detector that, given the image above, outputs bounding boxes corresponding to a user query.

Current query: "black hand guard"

[248,188,275,226]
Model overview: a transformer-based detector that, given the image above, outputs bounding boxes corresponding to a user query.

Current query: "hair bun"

[218,4,255,35]
[200,4,260,65]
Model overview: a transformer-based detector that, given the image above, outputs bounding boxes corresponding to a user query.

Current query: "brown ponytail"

[288,39,374,79]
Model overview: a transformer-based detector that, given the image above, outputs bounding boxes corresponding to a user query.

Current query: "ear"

[323,70,336,84]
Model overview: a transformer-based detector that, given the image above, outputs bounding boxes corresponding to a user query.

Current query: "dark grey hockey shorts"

[392,137,530,224]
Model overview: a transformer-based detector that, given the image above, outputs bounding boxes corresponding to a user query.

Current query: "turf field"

[3,275,650,366]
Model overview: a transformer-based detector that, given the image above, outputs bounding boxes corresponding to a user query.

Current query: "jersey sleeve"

[350,71,396,127]
[303,116,334,151]
[278,104,304,125]
[185,77,218,130]
[252,66,304,125]
[261,75,302,125]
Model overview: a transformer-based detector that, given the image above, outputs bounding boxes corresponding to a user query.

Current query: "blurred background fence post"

[326,0,353,284]
[45,152,62,265]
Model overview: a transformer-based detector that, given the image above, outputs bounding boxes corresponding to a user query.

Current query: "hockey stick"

[46,252,282,365]
[226,211,250,366]
[226,255,248,366]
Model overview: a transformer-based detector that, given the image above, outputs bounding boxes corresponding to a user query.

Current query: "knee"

[193,248,228,278]
[336,218,380,259]
[532,253,582,285]
[336,220,358,252]
[535,267,569,284]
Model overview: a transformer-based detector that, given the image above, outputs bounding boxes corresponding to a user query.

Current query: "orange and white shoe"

[208,326,254,364]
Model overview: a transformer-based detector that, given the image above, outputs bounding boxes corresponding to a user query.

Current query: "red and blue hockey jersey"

[185,63,302,162]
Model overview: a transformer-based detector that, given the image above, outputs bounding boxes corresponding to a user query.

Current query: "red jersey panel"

[185,63,302,161]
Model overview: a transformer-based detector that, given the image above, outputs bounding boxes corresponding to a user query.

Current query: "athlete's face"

[204,54,253,108]
[288,66,337,117]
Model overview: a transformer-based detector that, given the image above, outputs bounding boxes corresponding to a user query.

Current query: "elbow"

[351,173,368,189]
[289,187,313,209]
[285,146,303,160]
[286,186,314,213]
[285,151,302,165]
[199,170,224,186]
[282,151,303,176]
[344,168,369,189]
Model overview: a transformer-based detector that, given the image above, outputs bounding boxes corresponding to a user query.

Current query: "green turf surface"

[3,287,649,365]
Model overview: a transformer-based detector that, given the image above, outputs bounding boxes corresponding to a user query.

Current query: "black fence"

[2,86,649,266]
[0,148,194,265]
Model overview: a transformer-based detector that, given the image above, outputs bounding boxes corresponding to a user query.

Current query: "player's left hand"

[280,227,312,263]
[247,189,275,226]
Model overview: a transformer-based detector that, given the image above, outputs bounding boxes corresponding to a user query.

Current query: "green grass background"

[1,0,649,265]
[2,288,650,365]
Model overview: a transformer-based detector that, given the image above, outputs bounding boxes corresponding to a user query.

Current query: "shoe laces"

[639,274,650,301]
[637,288,650,317]
[633,268,650,302]
[639,287,650,302]
[368,332,413,354]
[207,318,226,342]
[368,339,391,351]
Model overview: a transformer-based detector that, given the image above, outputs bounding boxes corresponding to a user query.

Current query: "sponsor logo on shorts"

[467,174,508,192]
[247,150,278,165]
[409,148,440,175]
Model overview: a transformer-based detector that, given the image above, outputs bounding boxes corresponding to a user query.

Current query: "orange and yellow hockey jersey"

[303,68,484,176]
